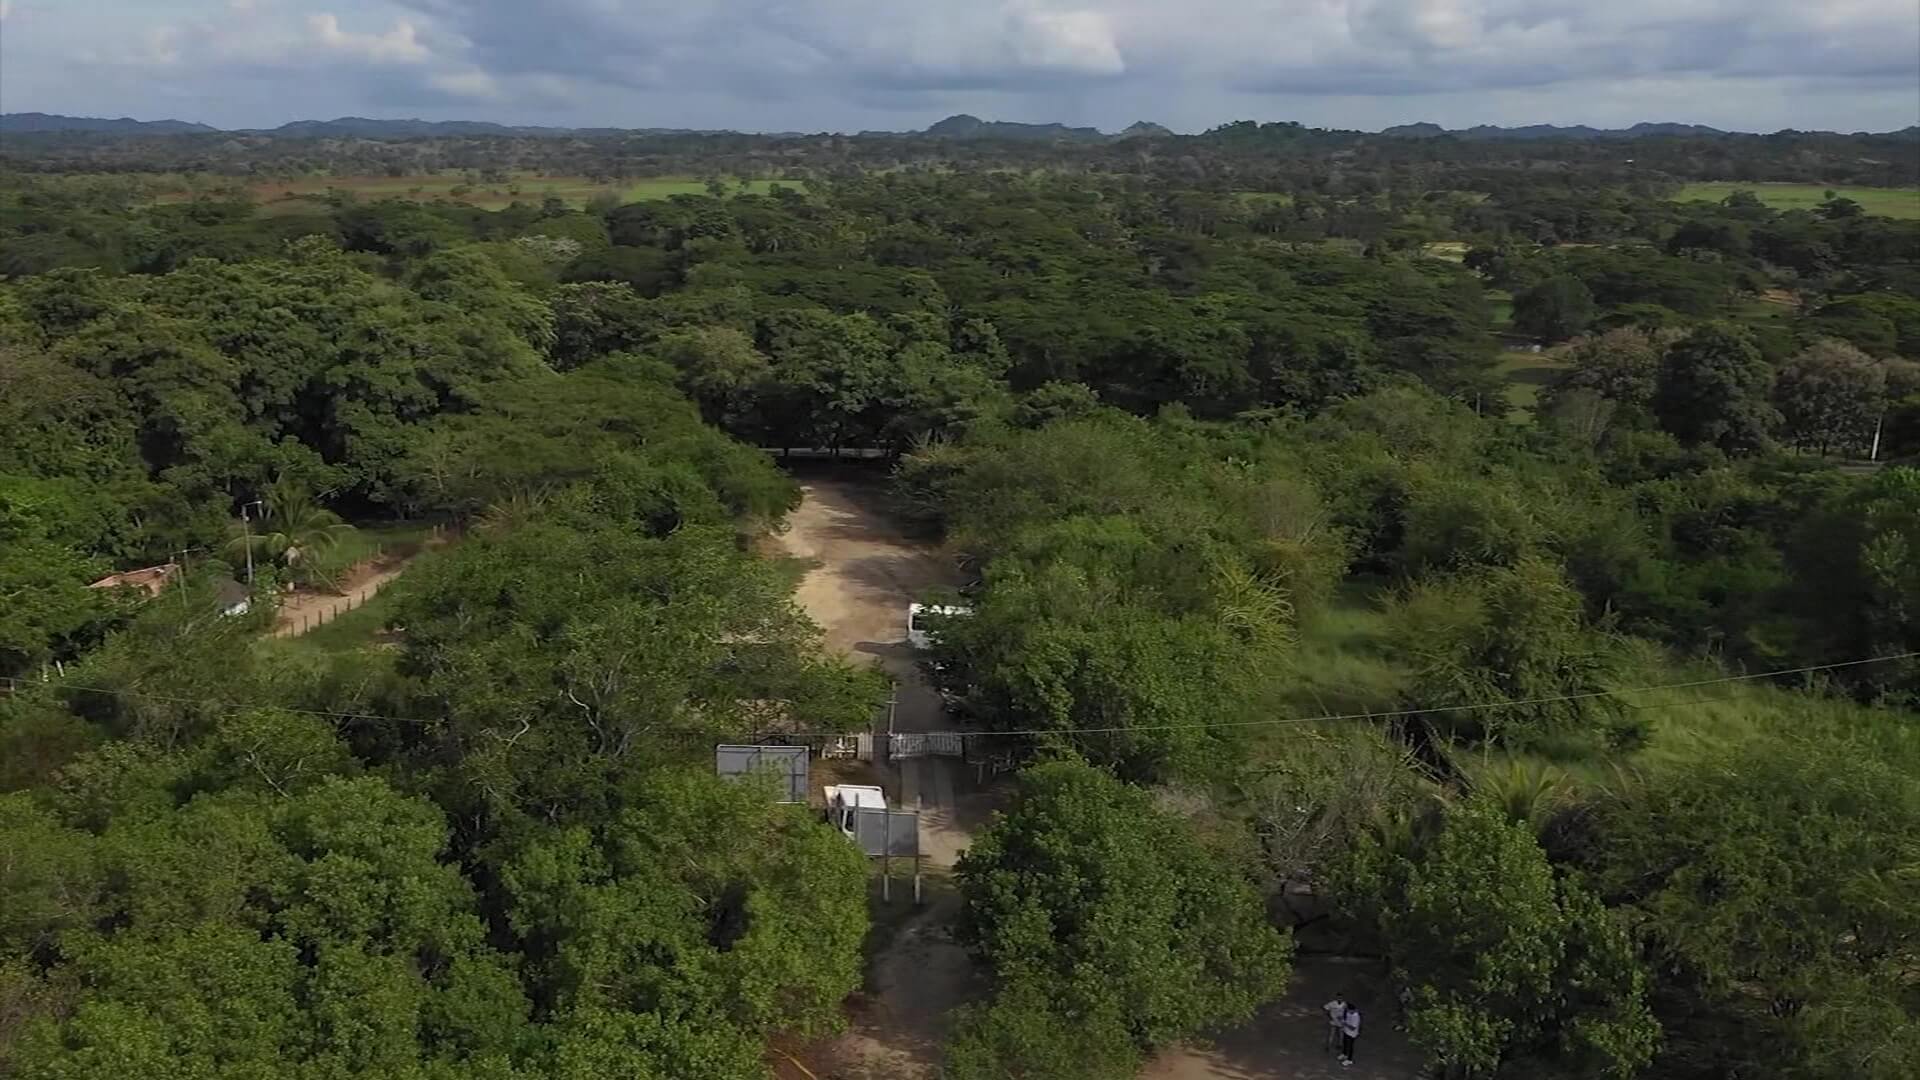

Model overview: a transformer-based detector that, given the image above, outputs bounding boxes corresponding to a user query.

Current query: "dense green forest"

[2,130,1917,1080]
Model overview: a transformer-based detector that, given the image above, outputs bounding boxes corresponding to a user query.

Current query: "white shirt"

[1342,1009,1362,1037]
[1324,1000,1346,1025]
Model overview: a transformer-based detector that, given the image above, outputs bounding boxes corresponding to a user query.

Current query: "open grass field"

[1496,349,1572,422]
[1672,182,1920,218]
[1256,589,1920,798]
[156,173,805,211]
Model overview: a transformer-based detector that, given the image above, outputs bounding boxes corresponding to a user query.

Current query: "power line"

[5,651,1912,740]
[863,650,1919,740]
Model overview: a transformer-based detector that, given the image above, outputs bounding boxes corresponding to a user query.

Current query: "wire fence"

[273,574,395,638]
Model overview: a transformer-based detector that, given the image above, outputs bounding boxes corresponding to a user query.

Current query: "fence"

[275,576,393,638]
[887,731,964,760]
[715,744,810,803]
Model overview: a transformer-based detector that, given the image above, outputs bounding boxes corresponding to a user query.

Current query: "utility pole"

[241,499,264,585]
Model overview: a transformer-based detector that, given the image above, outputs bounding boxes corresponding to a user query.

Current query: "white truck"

[823,784,887,841]
[906,603,972,650]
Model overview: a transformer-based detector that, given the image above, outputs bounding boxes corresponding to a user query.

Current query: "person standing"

[1340,1003,1362,1066]
[1322,993,1348,1054]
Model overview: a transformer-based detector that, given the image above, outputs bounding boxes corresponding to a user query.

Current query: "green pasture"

[1672,182,1920,218]
[1496,349,1571,422]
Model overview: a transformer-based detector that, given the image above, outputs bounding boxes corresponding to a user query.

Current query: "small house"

[87,563,179,597]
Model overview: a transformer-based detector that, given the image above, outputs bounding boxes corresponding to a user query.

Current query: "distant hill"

[5,112,1912,143]
[251,117,734,139]
[1379,121,1731,141]
[921,114,1106,142]
[260,117,526,138]
[0,112,216,134]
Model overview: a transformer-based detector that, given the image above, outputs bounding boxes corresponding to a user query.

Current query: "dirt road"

[270,556,410,638]
[777,474,993,1079]
[1140,955,1425,1080]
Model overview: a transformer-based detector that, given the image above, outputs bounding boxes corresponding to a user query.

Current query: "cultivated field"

[1672,182,1920,218]
[155,173,805,210]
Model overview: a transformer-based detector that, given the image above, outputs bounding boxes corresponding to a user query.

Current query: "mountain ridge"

[5,112,1914,142]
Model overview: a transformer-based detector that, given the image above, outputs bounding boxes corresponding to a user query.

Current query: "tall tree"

[1772,339,1885,456]
[1336,797,1657,1079]
[949,761,1291,1077]
[1513,275,1597,342]
[1652,323,1779,454]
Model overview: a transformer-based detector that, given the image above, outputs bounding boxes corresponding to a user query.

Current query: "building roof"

[87,563,179,597]
[214,578,252,608]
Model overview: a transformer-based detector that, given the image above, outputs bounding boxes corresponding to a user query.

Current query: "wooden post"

[913,797,924,905]
[881,810,892,902]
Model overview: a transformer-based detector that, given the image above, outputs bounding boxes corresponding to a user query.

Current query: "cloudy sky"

[2,0,1916,133]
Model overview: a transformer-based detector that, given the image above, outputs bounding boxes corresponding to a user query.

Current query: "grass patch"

[306,522,434,585]
[1671,182,1920,219]
[1485,288,1514,332]
[1256,588,1919,797]
[1257,585,1407,725]
[1495,350,1572,422]
[271,586,404,656]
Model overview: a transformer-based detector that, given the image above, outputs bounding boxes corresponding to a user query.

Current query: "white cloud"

[308,12,430,64]
[427,68,499,99]
[146,25,181,65]
[1013,9,1125,74]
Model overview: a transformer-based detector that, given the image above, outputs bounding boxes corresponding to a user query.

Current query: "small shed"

[214,579,252,617]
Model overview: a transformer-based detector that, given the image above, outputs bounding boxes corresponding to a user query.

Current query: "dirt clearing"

[776,472,993,1079]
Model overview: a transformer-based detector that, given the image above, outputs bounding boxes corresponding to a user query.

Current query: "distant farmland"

[154,173,805,210]
[1671,182,1920,218]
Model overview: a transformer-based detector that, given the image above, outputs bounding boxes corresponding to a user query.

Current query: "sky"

[2,0,1917,134]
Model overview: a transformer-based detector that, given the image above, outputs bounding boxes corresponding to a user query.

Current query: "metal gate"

[888,731,964,759]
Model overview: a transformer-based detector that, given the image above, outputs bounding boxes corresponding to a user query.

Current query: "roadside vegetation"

[2,123,1917,1078]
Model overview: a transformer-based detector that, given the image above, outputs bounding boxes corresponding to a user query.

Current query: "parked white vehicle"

[906,603,972,650]
[823,784,887,840]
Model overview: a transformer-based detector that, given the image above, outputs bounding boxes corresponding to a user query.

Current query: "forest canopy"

[2,129,1917,1079]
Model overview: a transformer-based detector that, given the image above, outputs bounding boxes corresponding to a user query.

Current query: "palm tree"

[476,485,551,535]
[228,481,355,588]
[1468,758,1571,835]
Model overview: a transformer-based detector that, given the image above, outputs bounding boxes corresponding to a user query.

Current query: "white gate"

[888,731,964,759]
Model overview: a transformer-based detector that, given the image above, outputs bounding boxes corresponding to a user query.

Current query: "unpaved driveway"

[1141,955,1425,1080]
[778,474,993,1079]
[270,555,410,637]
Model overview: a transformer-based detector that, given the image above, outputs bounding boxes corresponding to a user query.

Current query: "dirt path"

[1141,955,1426,1080]
[776,474,994,1079]
[269,556,410,638]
